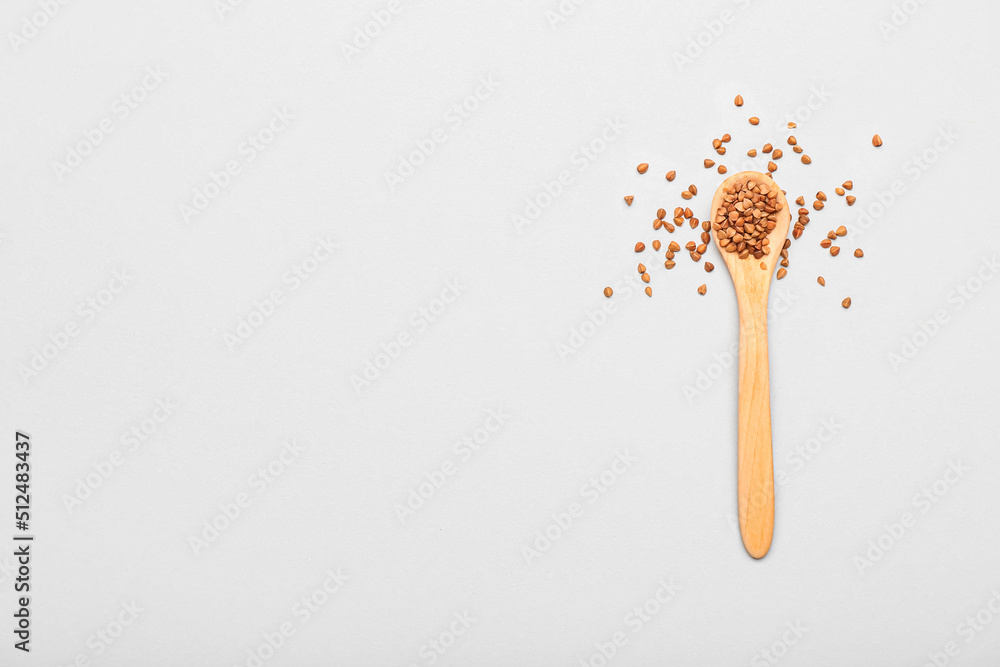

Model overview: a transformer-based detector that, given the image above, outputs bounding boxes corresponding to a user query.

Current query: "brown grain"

[634,242,645,252]
[842,297,851,308]
[817,191,827,201]
[836,226,847,236]
[705,262,715,272]
[698,284,707,295]
[734,95,744,107]
[656,208,666,219]
[637,263,646,273]
[777,268,787,279]
[817,276,825,286]
[763,143,773,153]
[801,155,812,164]
[749,117,760,125]
[712,176,783,262]
[704,159,715,168]
[624,196,633,206]
[637,163,648,174]
[645,286,652,297]
[842,180,853,190]
[846,195,856,206]
[722,133,732,142]
[603,287,613,297]
[668,241,680,252]
[768,161,777,172]
[787,136,797,146]
[641,272,650,283]
[835,187,845,196]
[830,246,840,256]
[718,165,728,174]
[666,171,676,181]
[854,248,864,258]
[872,134,882,147]
[747,149,757,157]
[681,191,693,199]
[772,149,783,159]
[652,240,661,251]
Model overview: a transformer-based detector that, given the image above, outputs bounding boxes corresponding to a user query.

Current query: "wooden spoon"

[709,171,791,559]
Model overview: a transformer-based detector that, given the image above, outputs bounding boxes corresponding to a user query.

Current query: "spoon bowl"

[711,171,792,289]
[709,171,791,559]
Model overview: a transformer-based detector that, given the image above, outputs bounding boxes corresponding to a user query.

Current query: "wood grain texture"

[709,171,791,559]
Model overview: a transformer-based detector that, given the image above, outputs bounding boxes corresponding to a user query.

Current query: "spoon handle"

[737,301,775,558]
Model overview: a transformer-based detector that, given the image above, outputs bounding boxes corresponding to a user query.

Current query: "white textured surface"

[2,0,999,665]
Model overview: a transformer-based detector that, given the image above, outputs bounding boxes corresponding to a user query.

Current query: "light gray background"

[2,0,999,665]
